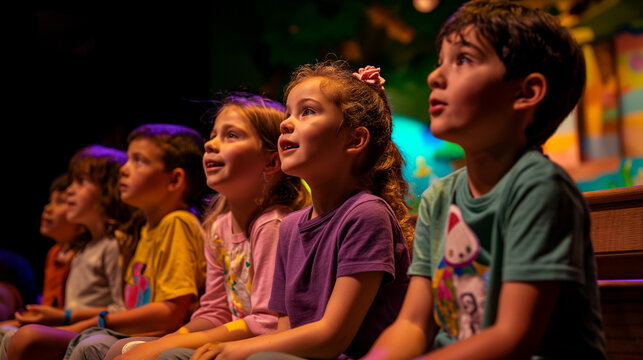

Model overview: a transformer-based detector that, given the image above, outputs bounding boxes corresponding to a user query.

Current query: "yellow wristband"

[223,319,249,332]
[176,327,190,335]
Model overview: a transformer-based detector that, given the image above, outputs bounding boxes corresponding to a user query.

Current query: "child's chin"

[280,165,300,178]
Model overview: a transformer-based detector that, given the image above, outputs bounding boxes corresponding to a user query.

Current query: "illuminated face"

[427,26,522,151]
[40,190,80,244]
[202,108,271,198]
[279,78,353,184]
[65,175,103,227]
[119,138,172,210]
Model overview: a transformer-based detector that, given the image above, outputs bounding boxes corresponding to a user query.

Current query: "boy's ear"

[345,126,370,155]
[167,168,186,192]
[263,152,281,176]
[514,72,547,111]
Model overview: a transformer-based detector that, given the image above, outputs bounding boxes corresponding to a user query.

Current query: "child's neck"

[308,174,361,220]
[54,240,72,252]
[465,145,526,198]
[144,200,190,229]
[227,197,262,235]
[86,219,107,242]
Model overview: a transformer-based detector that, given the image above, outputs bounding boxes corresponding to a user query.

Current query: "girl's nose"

[204,137,220,153]
[120,161,130,177]
[280,118,294,135]
[427,67,445,90]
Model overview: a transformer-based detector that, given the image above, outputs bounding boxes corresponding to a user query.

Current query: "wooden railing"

[584,185,643,360]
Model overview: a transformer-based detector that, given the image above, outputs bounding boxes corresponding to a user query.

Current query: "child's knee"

[7,325,38,351]
[68,339,112,360]
[7,325,45,358]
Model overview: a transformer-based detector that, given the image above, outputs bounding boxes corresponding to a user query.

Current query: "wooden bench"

[584,185,643,360]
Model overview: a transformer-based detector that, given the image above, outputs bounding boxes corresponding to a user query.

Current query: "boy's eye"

[456,53,471,65]
[226,131,238,139]
[302,107,315,116]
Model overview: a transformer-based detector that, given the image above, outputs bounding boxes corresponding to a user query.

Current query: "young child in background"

[106,93,310,360]
[0,174,86,331]
[6,125,208,360]
[3,145,132,360]
[364,1,606,359]
[38,174,87,311]
[192,60,412,360]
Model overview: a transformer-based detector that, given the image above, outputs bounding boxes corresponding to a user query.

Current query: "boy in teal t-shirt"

[365,1,606,359]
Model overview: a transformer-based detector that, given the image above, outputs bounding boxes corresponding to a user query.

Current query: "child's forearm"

[182,317,217,332]
[67,308,107,323]
[219,317,354,359]
[117,319,255,360]
[103,300,188,334]
[114,332,212,360]
[420,325,524,360]
[364,319,430,360]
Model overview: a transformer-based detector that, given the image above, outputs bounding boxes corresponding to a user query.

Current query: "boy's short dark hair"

[437,0,586,147]
[128,124,206,208]
[49,173,71,194]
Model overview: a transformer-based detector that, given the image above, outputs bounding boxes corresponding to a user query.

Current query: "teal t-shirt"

[409,150,606,359]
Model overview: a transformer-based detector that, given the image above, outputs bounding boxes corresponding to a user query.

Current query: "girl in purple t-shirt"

[192,61,412,360]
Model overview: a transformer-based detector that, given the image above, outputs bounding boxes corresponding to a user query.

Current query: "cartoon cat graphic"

[432,204,489,339]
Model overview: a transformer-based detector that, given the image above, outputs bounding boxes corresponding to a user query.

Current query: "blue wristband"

[63,309,71,325]
[97,310,108,328]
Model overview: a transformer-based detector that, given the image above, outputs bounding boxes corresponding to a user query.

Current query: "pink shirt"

[190,206,289,335]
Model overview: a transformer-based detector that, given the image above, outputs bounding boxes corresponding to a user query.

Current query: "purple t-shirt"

[269,190,410,359]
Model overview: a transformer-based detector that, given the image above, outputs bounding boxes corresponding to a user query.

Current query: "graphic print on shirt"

[125,262,151,308]
[209,230,253,317]
[432,204,489,340]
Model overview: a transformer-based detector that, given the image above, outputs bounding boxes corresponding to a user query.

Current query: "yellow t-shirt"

[123,210,206,312]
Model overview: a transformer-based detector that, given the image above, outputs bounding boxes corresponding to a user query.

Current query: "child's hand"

[14,305,64,326]
[191,342,223,360]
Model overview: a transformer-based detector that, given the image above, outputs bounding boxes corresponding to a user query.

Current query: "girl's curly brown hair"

[285,59,414,246]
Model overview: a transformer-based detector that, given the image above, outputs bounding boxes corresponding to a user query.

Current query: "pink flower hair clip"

[353,65,386,90]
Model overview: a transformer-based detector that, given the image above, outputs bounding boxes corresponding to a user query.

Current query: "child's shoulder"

[343,190,394,214]
[153,209,204,237]
[255,205,292,225]
[248,205,293,235]
[512,149,569,181]
[505,150,580,198]
[159,209,201,225]
[281,204,312,225]
[420,166,466,203]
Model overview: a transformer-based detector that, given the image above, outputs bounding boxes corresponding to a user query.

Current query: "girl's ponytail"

[364,140,414,249]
